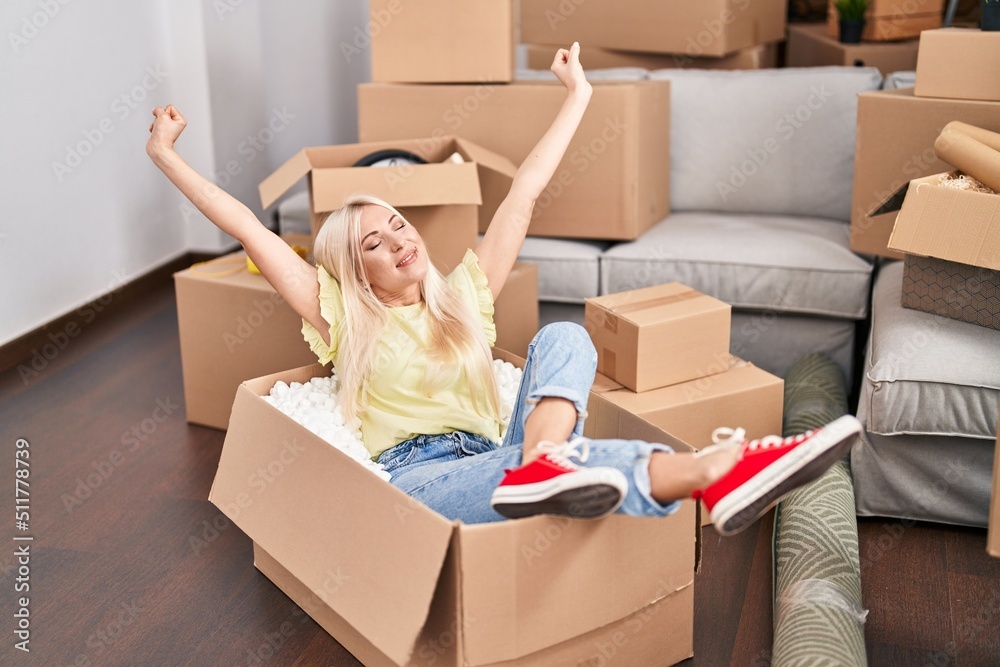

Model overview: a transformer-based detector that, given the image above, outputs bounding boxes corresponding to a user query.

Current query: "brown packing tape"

[935,122,1000,193]
[603,313,619,334]
[603,349,616,379]
[189,256,247,278]
[607,289,702,316]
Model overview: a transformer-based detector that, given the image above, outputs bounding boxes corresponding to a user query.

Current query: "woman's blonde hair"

[312,194,501,426]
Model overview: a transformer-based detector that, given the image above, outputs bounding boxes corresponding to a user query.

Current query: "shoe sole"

[491,469,628,520]
[711,415,862,536]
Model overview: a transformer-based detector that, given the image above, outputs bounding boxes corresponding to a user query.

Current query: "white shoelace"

[696,426,817,457]
[693,426,747,458]
[536,437,590,469]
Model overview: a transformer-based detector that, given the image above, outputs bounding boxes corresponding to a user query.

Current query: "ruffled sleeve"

[447,249,496,346]
[301,265,345,365]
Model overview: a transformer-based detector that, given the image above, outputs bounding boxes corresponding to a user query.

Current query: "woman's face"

[357,204,428,305]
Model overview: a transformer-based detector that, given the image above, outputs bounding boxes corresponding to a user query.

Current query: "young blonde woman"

[148,44,862,535]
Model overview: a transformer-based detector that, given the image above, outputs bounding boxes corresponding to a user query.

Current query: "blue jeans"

[378,322,681,524]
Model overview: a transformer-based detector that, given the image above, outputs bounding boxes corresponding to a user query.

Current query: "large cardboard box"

[884,171,1000,329]
[176,245,537,429]
[174,246,318,430]
[523,41,779,71]
[586,357,783,526]
[259,136,516,270]
[989,407,999,558]
[358,81,671,241]
[369,0,514,83]
[210,355,699,666]
[520,0,786,58]
[584,283,732,393]
[585,357,784,454]
[826,0,943,41]
[786,23,919,76]
[851,89,1000,258]
[915,28,1000,102]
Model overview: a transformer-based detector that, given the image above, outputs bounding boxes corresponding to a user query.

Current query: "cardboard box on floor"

[786,23,919,77]
[989,407,999,558]
[585,283,732,393]
[174,238,318,430]
[175,241,537,429]
[586,356,784,526]
[209,350,699,667]
[826,0,943,41]
[520,0,786,58]
[358,81,670,241]
[851,89,1000,258]
[915,28,1000,102]
[368,0,514,83]
[523,41,779,71]
[259,136,516,269]
[883,171,1000,329]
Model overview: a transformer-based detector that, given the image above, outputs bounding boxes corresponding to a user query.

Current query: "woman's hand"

[147,105,187,157]
[550,42,591,99]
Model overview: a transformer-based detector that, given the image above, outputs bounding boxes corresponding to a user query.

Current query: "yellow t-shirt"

[301,249,500,460]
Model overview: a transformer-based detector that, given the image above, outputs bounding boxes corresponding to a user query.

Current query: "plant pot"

[839,18,866,43]
[983,1,1000,30]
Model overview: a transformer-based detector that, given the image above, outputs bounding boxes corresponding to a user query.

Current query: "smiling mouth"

[397,249,417,268]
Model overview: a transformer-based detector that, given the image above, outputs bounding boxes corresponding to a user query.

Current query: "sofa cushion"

[276,190,311,236]
[883,71,916,90]
[600,212,873,319]
[515,67,648,82]
[648,67,882,222]
[863,261,1000,441]
[516,236,609,303]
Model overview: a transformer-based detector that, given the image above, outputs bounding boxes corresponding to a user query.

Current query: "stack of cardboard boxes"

[859,28,1000,330]
[583,282,785,525]
[358,0,671,243]
[520,0,786,71]
[786,0,943,76]
[851,28,1000,260]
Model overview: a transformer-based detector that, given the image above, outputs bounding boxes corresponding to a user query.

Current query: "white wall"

[0,0,369,347]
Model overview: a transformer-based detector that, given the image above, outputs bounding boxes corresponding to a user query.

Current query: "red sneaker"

[490,439,628,520]
[693,415,862,536]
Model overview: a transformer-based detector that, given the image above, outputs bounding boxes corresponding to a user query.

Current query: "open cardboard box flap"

[258,136,517,211]
[884,172,1000,270]
[208,363,455,666]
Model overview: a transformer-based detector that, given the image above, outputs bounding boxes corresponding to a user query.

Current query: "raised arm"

[146,106,327,341]
[474,43,592,299]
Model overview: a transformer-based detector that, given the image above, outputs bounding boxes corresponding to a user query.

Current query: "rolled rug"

[772,353,868,666]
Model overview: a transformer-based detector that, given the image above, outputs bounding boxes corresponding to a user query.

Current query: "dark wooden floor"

[1,282,998,666]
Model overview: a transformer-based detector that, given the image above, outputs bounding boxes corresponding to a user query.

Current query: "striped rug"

[772,353,868,666]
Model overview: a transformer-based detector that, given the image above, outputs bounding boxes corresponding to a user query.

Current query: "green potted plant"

[984,0,1000,31]
[834,0,871,43]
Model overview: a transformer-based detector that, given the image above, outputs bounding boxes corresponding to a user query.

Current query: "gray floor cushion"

[854,390,994,527]
[648,67,883,222]
[600,212,873,319]
[852,260,999,527]
[864,261,1000,441]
